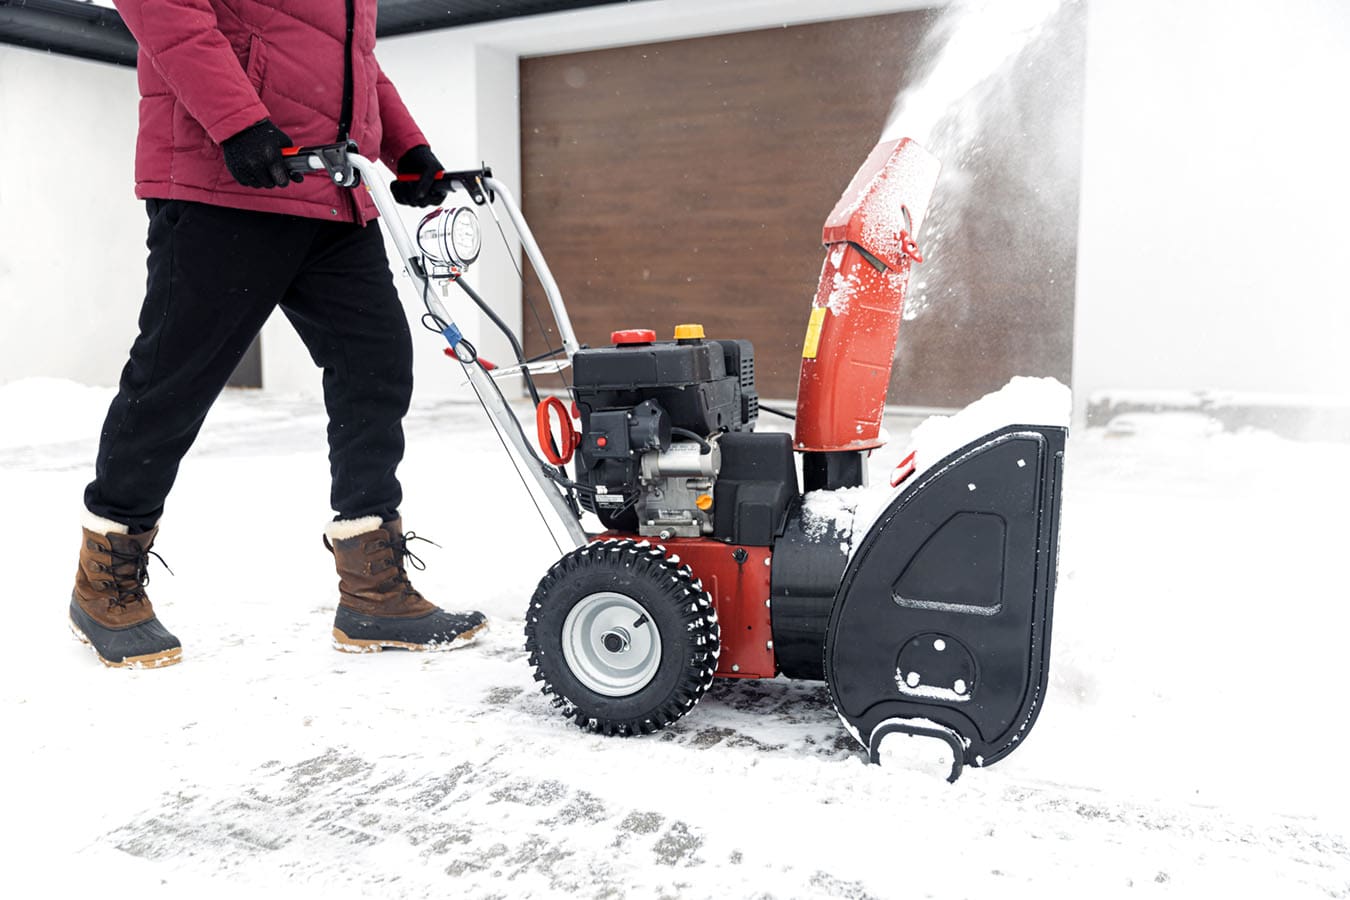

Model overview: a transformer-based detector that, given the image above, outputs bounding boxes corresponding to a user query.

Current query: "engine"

[570,326,797,544]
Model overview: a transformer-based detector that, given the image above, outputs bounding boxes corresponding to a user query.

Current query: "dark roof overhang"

[0,0,641,67]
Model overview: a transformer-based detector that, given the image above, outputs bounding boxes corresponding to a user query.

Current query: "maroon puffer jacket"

[114,0,428,223]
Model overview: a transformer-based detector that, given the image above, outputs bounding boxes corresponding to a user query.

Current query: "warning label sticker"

[802,307,827,359]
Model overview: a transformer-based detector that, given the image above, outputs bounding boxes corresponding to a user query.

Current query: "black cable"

[412,189,591,528]
[670,427,713,455]
[480,181,577,400]
[462,368,573,556]
[455,337,479,364]
[451,322,639,531]
[425,270,562,461]
[525,346,567,366]
[469,345,587,518]
[412,267,571,540]
[419,278,480,364]
[454,277,543,406]
[442,290,592,538]
[758,403,797,421]
[419,278,449,332]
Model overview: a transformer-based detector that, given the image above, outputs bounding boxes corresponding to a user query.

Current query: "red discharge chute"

[794,138,941,453]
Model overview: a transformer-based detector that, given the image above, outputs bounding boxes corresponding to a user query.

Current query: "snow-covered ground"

[2,377,1348,899]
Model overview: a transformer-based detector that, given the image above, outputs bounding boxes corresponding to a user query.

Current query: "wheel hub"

[601,627,631,654]
[562,592,661,697]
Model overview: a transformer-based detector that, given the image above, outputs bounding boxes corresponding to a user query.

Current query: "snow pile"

[799,483,887,560]
[908,375,1071,479]
[799,485,867,557]
[1103,411,1224,439]
[799,488,854,544]
[0,377,113,449]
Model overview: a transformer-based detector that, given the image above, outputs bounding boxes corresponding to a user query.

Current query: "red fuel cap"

[611,329,656,345]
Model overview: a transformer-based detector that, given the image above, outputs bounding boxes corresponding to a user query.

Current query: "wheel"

[525,539,721,735]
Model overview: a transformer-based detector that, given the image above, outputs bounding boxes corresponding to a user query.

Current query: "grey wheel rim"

[562,592,662,697]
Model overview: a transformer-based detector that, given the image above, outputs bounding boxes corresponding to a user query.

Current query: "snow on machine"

[284,137,1066,780]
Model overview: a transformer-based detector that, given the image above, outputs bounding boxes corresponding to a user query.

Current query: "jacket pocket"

[244,35,267,92]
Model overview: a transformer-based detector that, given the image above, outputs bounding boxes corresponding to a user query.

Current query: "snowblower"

[284,136,1066,781]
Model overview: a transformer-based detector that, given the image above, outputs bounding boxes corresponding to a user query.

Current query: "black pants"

[84,199,414,532]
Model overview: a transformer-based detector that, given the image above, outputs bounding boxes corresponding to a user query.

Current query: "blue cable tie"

[442,323,463,349]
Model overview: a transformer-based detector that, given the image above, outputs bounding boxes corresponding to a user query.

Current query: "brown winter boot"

[69,519,181,668]
[326,516,487,652]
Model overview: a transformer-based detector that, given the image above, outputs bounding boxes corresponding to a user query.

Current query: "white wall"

[0,46,145,393]
[1073,0,1350,412]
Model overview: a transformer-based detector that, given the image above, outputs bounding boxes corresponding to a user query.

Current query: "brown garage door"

[519,7,1084,407]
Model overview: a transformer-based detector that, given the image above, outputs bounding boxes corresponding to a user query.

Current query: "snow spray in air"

[879,0,1082,324]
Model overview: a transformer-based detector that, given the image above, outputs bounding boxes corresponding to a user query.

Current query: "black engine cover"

[713,431,797,546]
[572,338,756,436]
[571,338,759,526]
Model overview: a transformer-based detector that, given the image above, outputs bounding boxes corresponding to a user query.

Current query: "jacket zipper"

[338,0,355,142]
[338,0,358,220]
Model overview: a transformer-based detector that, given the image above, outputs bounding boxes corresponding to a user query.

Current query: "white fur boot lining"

[325,516,385,542]
[82,509,131,535]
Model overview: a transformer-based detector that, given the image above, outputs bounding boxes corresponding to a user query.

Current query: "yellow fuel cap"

[674,323,706,341]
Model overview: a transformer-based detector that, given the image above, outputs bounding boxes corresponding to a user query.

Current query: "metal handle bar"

[394,169,493,205]
[481,176,580,361]
[283,143,588,552]
[286,145,579,361]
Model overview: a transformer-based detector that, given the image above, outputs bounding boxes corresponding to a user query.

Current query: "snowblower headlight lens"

[417,207,481,268]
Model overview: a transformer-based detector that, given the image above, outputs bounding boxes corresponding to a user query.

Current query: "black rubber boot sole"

[69,595,182,669]
[332,606,488,653]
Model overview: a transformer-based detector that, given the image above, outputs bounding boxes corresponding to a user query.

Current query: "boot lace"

[103,544,172,610]
[378,532,438,597]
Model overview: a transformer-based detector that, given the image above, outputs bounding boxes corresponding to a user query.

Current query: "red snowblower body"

[285,136,1066,780]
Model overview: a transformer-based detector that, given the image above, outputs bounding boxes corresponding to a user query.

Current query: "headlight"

[450,206,481,264]
[417,206,481,269]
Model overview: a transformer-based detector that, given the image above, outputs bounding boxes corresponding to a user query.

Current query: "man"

[69,0,487,668]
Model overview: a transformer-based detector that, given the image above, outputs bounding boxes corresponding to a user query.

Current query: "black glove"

[390,145,448,207]
[222,119,300,189]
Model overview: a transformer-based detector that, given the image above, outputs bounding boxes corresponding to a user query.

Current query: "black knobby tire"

[525,539,721,736]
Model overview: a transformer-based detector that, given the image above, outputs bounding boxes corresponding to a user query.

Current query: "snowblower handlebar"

[281,142,360,187]
[279,143,574,359]
[278,141,588,552]
[280,144,495,206]
[393,169,496,205]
